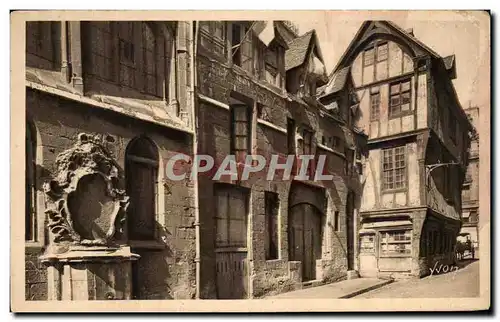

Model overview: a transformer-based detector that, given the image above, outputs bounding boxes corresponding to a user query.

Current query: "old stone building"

[195,21,366,299]
[319,21,474,279]
[459,105,480,255]
[25,21,197,300]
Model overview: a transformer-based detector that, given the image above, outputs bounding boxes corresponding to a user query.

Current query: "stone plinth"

[41,246,139,301]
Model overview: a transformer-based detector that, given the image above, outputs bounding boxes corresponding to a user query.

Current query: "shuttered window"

[215,186,248,248]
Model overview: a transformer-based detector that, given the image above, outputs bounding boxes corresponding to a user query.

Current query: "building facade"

[195,21,366,299]
[459,106,480,255]
[25,21,197,300]
[319,21,473,279]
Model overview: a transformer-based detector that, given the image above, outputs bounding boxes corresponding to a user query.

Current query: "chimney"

[406,28,414,36]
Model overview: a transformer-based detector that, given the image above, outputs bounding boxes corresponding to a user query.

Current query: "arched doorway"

[288,203,323,281]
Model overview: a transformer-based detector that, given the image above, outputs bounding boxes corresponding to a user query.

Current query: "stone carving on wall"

[43,133,129,249]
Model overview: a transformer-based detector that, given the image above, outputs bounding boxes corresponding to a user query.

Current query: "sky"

[295,11,490,110]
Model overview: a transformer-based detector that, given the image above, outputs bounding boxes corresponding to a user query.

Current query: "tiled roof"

[319,66,351,97]
[285,30,314,71]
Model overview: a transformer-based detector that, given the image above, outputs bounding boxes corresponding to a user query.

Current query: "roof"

[329,20,442,79]
[285,30,314,71]
[443,54,455,71]
[319,66,351,97]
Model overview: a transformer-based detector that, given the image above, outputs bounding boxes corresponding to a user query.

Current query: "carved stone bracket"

[43,133,129,248]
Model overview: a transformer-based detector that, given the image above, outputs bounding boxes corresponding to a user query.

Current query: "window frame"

[389,78,412,118]
[230,104,252,162]
[369,91,381,121]
[125,136,159,242]
[382,146,407,191]
[379,229,412,257]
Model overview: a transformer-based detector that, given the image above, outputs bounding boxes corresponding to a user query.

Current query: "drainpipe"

[189,20,201,299]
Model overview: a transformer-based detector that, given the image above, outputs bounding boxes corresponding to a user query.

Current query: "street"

[354,260,480,298]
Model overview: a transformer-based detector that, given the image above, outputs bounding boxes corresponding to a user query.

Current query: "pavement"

[266,259,480,299]
[355,259,480,298]
[266,278,393,299]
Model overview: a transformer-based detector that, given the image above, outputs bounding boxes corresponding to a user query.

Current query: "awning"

[361,220,412,229]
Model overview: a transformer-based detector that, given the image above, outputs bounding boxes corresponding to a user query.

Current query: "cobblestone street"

[355,260,480,298]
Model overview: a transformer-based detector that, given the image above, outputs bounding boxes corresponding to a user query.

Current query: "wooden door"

[289,204,322,281]
[215,251,248,299]
[214,187,249,299]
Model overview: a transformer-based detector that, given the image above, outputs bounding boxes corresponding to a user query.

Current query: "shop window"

[360,234,375,253]
[380,230,412,255]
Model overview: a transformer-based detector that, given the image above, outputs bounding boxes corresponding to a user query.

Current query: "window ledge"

[381,187,407,194]
[129,240,166,250]
[379,254,412,258]
[25,241,45,252]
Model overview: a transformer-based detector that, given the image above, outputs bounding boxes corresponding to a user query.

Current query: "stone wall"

[196,53,356,298]
[26,88,196,300]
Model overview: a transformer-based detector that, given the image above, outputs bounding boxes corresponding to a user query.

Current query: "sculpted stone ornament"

[43,133,129,250]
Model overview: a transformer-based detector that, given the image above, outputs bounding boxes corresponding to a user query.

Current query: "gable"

[330,20,441,78]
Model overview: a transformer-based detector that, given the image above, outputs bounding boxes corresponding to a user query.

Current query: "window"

[142,23,157,96]
[231,104,251,162]
[199,21,227,57]
[299,128,314,177]
[215,186,248,248]
[300,128,313,155]
[363,42,388,82]
[360,234,375,253]
[287,118,296,155]
[126,137,159,240]
[389,79,411,117]
[231,23,242,66]
[118,22,137,88]
[89,22,114,81]
[264,192,279,260]
[263,46,281,88]
[334,211,340,232]
[232,23,253,72]
[380,230,412,255]
[363,47,375,67]
[25,122,36,241]
[462,184,471,201]
[26,21,59,69]
[383,146,406,190]
[370,92,381,121]
[332,136,340,150]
